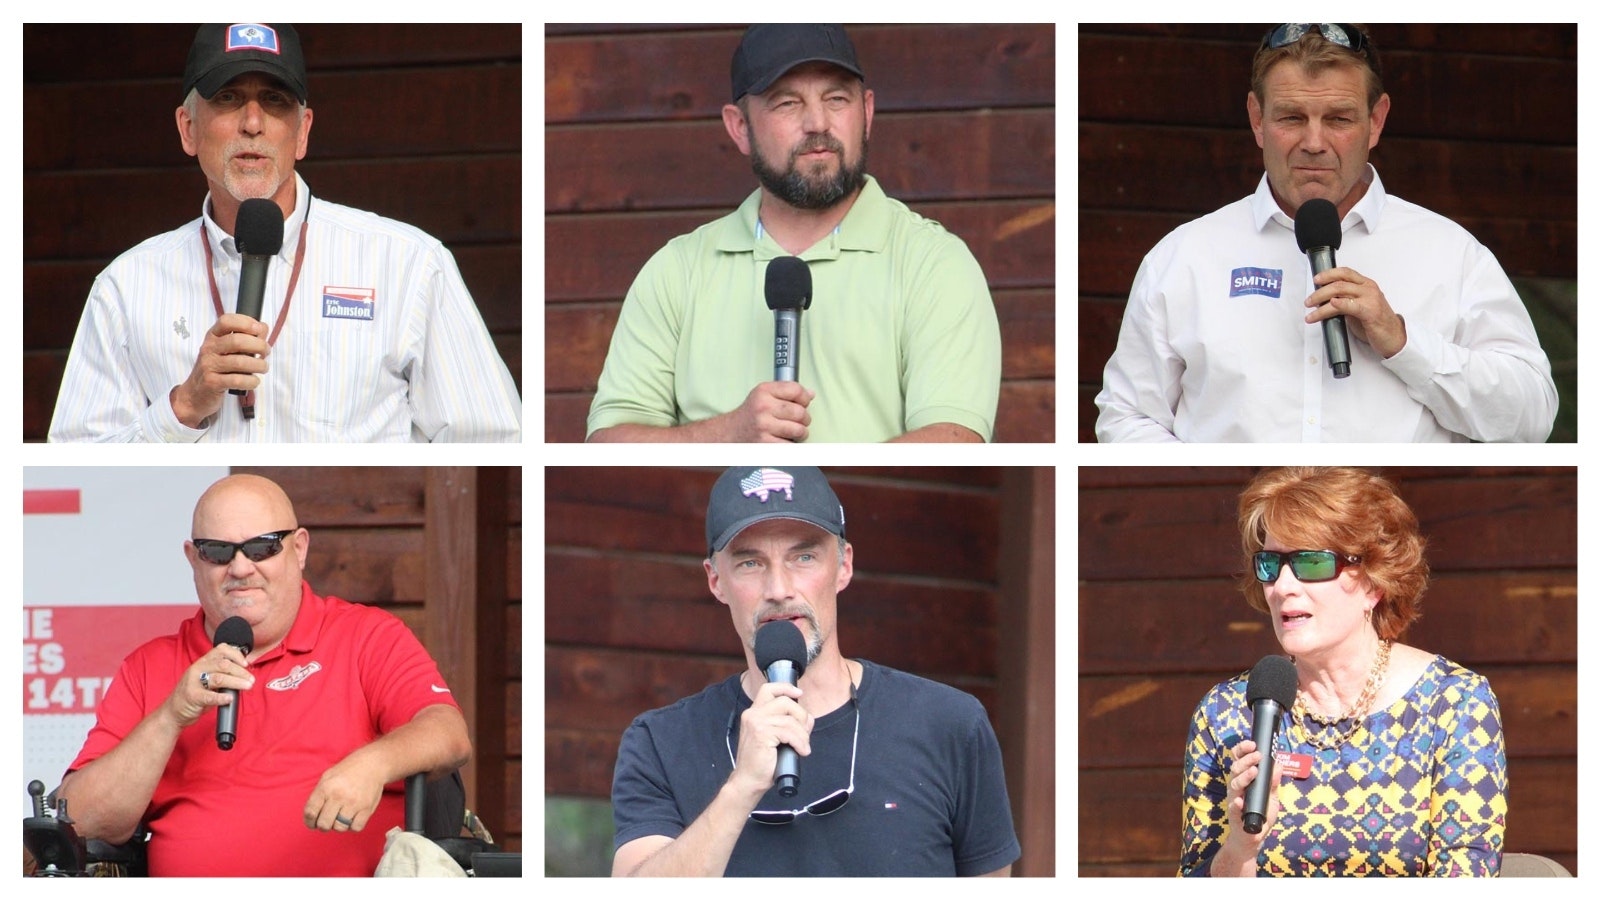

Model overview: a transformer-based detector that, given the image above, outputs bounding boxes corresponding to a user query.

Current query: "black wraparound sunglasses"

[192,530,296,565]
[1253,549,1361,584]
[726,682,859,825]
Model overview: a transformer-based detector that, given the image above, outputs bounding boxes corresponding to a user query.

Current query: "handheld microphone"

[753,620,809,797]
[229,198,285,396]
[1242,655,1298,834]
[1294,198,1351,379]
[213,616,255,751]
[765,256,812,382]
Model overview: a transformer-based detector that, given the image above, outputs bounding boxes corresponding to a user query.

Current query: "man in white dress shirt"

[1095,24,1555,443]
[48,24,521,442]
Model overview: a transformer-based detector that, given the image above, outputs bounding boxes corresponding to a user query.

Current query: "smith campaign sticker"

[1229,267,1284,298]
[322,286,376,321]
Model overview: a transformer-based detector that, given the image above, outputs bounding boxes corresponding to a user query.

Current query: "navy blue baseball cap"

[730,24,864,101]
[706,466,846,556]
[183,24,308,103]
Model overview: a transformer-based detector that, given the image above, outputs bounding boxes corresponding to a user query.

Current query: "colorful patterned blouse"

[1180,655,1507,876]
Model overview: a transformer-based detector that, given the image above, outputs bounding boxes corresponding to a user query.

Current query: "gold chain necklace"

[1293,639,1393,750]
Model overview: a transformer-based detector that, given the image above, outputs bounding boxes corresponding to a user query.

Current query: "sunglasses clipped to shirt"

[1252,549,1361,584]
[192,530,296,565]
[726,683,859,825]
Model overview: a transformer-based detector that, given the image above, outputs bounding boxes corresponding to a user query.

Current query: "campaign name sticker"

[1274,750,1314,779]
[322,286,376,321]
[1229,267,1284,298]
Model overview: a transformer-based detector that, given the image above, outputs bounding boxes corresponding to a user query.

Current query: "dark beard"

[750,132,869,211]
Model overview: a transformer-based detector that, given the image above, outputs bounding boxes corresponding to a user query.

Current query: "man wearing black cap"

[48,23,521,442]
[610,466,1020,876]
[586,24,1001,444]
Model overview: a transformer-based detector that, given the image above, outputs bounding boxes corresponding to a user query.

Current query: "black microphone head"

[764,256,812,312]
[214,615,255,655]
[1245,655,1298,709]
[235,198,285,256]
[1294,198,1342,253]
[753,620,808,678]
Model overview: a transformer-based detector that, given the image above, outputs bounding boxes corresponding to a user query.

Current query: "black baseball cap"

[182,24,307,103]
[706,466,846,556]
[730,24,864,101]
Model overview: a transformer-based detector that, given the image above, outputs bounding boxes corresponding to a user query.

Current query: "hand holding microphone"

[163,616,255,732]
[1297,199,1408,368]
[753,621,810,796]
[170,200,282,427]
[1206,656,1296,876]
[229,198,285,395]
[695,257,817,443]
[1295,199,1351,378]
[726,621,813,805]
[213,616,255,750]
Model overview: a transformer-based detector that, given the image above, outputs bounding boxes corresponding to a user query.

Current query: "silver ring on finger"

[335,814,354,828]
[199,672,212,690]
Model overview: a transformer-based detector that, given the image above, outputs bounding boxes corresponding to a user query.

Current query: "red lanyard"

[200,202,308,420]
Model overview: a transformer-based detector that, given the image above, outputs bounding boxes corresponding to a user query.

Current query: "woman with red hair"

[1180,467,1506,876]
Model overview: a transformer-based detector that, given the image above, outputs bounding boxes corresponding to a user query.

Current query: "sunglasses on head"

[192,530,295,565]
[1262,23,1369,54]
[1253,549,1361,584]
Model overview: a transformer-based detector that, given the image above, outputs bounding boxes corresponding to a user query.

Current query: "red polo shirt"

[68,582,462,877]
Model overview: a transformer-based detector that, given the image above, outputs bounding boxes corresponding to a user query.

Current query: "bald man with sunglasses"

[54,474,471,877]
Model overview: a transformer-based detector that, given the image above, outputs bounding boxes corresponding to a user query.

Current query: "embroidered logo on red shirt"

[267,661,323,691]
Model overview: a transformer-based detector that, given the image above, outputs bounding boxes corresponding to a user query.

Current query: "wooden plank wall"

[546,466,1055,873]
[21,24,523,441]
[545,25,1057,442]
[234,466,523,853]
[1077,24,1578,441]
[1077,467,1577,876]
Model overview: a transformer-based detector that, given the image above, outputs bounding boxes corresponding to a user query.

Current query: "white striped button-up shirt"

[48,174,521,442]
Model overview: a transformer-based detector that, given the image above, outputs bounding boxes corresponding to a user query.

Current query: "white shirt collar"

[200,171,311,262]
[1249,163,1387,236]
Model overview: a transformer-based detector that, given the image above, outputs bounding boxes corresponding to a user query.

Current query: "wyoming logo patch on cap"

[228,24,281,54]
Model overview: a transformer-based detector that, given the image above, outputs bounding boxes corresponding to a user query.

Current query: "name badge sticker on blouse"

[322,286,376,321]
[1274,749,1313,779]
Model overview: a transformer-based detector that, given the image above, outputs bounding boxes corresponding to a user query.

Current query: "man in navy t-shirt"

[610,466,1021,876]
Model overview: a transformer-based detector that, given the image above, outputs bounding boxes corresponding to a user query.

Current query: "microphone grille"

[214,615,255,655]
[1293,198,1342,253]
[753,620,808,677]
[235,198,285,256]
[764,256,812,312]
[1245,655,1298,708]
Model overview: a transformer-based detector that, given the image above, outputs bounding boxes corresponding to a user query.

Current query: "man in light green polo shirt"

[586,24,1001,443]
